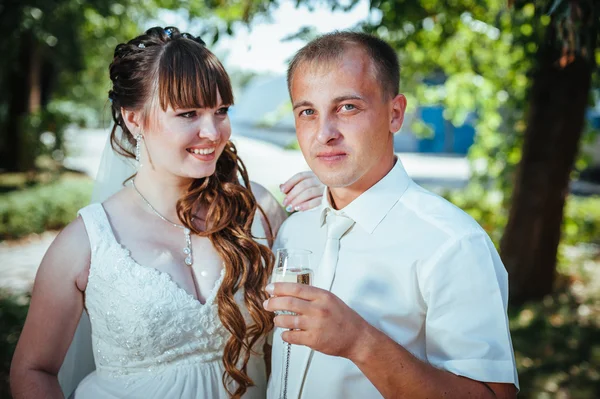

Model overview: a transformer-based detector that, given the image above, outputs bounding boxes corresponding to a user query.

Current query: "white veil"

[57,128,136,397]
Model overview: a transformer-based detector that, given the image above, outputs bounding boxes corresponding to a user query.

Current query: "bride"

[10,26,323,399]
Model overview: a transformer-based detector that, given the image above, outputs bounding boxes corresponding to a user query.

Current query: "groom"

[264,32,519,398]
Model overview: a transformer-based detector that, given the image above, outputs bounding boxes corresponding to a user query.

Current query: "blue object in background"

[453,123,476,154]
[587,108,600,130]
[417,106,475,155]
[418,106,446,153]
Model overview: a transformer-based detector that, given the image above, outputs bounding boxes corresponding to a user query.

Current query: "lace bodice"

[79,203,260,379]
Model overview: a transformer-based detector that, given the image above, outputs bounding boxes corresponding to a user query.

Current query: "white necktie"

[316,211,355,291]
[291,211,355,399]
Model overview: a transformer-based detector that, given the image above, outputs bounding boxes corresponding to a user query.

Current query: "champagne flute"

[271,249,313,399]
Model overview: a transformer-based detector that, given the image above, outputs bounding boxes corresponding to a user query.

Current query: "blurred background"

[0,0,599,397]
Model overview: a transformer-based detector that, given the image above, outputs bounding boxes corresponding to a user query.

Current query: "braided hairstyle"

[107,26,274,398]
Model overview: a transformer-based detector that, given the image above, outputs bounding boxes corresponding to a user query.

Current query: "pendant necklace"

[131,180,193,267]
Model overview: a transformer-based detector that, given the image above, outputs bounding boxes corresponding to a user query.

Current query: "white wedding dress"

[69,203,268,398]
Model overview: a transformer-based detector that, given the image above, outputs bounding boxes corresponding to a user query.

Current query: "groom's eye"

[300,109,315,116]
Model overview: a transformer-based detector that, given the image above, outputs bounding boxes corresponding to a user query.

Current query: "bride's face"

[142,90,232,180]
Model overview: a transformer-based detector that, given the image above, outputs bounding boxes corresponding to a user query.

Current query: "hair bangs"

[157,40,234,111]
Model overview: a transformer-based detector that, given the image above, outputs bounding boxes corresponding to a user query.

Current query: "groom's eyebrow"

[333,94,365,103]
[293,95,366,110]
[292,100,313,110]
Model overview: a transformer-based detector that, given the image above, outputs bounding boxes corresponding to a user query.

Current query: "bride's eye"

[178,111,196,118]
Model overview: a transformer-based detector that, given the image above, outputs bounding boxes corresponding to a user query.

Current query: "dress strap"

[77,203,116,256]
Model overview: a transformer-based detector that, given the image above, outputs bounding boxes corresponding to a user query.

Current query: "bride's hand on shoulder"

[10,217,90,397]
[279,171,324,213]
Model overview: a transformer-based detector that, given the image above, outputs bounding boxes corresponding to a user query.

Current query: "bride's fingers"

[280,171,315,195]
[290,192,323,212]
[283,178,316,207]
[285,180,324,208]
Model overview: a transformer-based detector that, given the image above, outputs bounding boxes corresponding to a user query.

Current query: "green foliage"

[562,196,600,246]
[18,106,73,172]
[0,293,29,399]
[447,186,600,250]
[360,0,544,206]
[0,176,93,240]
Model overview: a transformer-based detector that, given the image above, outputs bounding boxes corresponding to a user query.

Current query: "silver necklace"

[131,180,193,267]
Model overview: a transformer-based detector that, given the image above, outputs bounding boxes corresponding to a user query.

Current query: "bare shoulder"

[40,216,91,291]
[249,181,272,202]
[250,181,287,241]
[10,217,91,380]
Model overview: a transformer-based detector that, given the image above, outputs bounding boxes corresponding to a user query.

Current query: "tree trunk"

[2,31,41,171]
[500,24,595,304]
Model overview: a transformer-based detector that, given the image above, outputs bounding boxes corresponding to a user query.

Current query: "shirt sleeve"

[418,232,519,389]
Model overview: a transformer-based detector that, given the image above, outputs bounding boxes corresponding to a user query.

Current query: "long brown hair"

[107,26,274,398]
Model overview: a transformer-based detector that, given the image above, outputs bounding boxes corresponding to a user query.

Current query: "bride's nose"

[197,118,220,141]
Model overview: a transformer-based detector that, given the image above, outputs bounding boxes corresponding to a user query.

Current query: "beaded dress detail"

[73,203,267,398]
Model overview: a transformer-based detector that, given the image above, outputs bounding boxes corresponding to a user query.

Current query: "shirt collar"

[319,157,412,234]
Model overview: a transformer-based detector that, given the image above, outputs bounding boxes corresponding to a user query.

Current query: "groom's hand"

[263,282,371,360]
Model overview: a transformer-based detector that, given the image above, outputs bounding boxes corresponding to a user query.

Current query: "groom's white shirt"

[268,158,519,399]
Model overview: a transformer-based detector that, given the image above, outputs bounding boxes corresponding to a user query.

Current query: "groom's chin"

[312,170,355,190]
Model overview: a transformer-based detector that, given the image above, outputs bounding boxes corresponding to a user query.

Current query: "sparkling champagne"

[272,267,312,285]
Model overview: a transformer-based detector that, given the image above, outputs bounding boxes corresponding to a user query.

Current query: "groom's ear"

[389,94,407,134]
[121,108,142,136]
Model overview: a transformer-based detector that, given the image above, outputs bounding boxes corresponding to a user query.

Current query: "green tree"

[0,0,140,171]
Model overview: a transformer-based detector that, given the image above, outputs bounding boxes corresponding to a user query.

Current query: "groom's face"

[289,47,399,190]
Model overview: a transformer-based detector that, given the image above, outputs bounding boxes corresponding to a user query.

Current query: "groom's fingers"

[263,295,311,314]
[281,329,310,346]
[273,314,307,330]
[266,282,322,300]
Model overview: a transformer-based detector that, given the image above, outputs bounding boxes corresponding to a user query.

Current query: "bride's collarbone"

[103,193,224,283]
[114,222,223,297]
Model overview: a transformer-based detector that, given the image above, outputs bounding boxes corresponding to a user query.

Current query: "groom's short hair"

[287,31,400,99]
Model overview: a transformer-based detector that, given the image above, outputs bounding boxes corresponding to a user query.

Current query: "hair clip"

[138,43,145,48]
[165,28,174,38]
[182,33,189,39]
